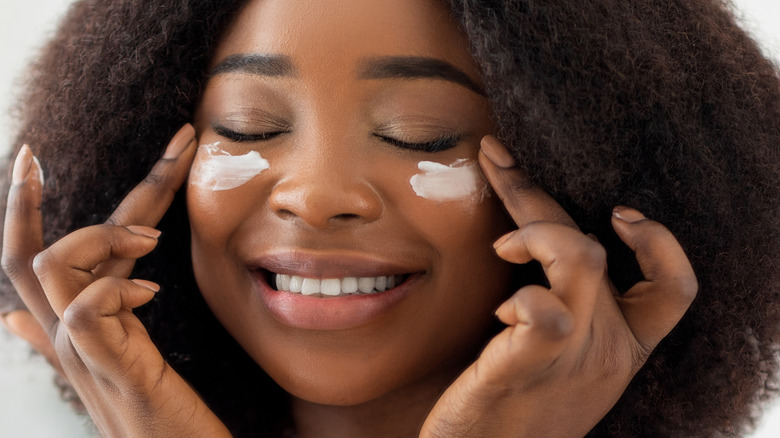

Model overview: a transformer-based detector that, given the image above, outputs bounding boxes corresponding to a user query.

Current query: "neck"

[291,366,460,438]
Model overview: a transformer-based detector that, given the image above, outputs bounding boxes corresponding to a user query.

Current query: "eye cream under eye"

[189,142,270,191]
[410,159,486,202]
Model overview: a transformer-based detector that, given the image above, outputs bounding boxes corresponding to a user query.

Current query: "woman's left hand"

[420,136,698,438]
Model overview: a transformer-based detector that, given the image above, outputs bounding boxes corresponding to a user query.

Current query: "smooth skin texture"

[1,0,697,436]
[188,0,513,429]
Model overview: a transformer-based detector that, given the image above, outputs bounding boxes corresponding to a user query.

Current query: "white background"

[1,1,779,436]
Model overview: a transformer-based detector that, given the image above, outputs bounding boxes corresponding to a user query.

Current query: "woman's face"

[188,0,514,405]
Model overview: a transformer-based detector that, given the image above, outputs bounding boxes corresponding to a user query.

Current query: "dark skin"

[1,0,697,436]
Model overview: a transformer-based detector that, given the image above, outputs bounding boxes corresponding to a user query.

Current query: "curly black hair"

[2,0,779,436]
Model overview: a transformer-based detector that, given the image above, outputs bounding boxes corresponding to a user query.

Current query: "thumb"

[611,207,698,353]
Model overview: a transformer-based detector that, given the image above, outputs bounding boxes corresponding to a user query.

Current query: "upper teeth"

[274,274,399,296]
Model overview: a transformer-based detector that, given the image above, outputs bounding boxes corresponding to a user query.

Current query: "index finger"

[478,135,578,230]
[1,145,58,328]
[106,124,196,227]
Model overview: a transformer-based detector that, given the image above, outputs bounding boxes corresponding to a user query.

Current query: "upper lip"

[247,249,423,278]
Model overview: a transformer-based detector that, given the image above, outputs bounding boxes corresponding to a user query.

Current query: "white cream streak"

[410,159,486,202]
[189,142,270,191]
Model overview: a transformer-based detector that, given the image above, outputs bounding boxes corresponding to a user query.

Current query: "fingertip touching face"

[188,0,514,406]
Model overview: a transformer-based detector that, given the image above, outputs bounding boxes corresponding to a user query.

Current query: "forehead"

[211,0,478,79]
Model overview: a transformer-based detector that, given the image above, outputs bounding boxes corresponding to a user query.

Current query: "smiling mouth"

[269,272,410,297]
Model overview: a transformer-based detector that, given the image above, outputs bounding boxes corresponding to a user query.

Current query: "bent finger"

[1,145,57,328]
[62,276,158,365]
[611,207,698,352]
[495,284,574,344]
[106,123,196,228]
[494,222,607,325]
[473,285,573,390]
[33,225,160,319]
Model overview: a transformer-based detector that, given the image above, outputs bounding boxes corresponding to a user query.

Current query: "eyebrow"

[209,54,484,96]
[358,56,484,96]
[209,54,297,77]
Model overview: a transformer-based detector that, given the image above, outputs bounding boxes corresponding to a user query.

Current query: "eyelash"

[213,124,288,142]
[372,134,461,153]
[213,124,461,153]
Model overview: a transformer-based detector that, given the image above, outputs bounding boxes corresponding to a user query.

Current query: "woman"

[1,0,778,436]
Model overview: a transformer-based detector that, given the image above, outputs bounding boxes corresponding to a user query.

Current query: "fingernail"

[493,231,514,249]
[12,145,33,185]
[126,225,162,239]
[131,279,161,292]
[480,136,516,168]
[612,206,646,223]
[163,124,196,159]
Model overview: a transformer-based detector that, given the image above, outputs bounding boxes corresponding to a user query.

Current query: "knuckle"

[680,275,699,302]
[519,220,545,237]
[106,224,128,246]
[95,223,118,235]
[1,253,30,280]
[62,277,122,330]
[507,177,535,194]
[104,212,122,226]
[494,177,533,206]
[666,274,699,305]
[62,300,93,332]
[6,185,35,212]
[571,239,607,272]
[31,251,52,278]
[143,166,168,187]
[515,285,574,341]
[532,308,574,341]
[93,223,125,250]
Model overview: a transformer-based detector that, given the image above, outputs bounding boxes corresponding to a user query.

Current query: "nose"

[268,158,383,229]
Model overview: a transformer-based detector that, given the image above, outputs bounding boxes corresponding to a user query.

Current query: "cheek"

[401,158,514,306]
[187,188,242,245]
[187,180,266,325]
[400,161,513,294]
[421,196,511,284]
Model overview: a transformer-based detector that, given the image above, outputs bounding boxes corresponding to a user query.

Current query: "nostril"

[331,213,361,222]
[276,209,297,220]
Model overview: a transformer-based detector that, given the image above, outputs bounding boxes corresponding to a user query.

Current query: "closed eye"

[213,124,289,143]
[374,134,461,153]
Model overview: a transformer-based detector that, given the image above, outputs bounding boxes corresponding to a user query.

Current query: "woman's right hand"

[1,125,231,437]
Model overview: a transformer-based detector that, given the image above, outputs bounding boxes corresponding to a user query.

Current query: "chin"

[271,361,420,406]
[251,324,487,410]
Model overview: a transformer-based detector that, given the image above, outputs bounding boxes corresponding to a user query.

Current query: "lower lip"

[254,272,420,331]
